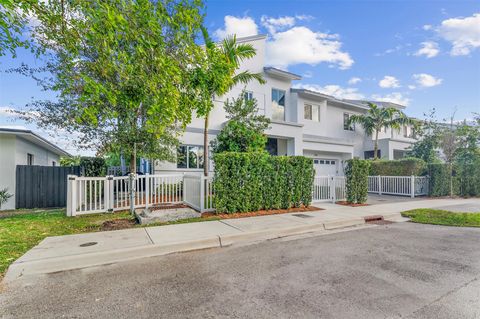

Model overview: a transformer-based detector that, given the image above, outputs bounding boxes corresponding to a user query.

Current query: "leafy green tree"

[454,120,480,165]
[193,28,265,176]
[15,0,204,174]
[212,91,270,154]
[348,103,416,160]
[407,110,441,163]
[0,0,37,57]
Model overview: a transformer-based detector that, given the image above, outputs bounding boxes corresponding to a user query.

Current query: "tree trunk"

[374,130,379,160]
[203,114,209,177]
[129,144,136,215]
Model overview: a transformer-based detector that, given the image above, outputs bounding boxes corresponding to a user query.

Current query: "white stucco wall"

[0,135,61,210]
[0,135,17,210]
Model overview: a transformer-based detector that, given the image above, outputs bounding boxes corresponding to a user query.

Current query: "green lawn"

[402,209,480,227]
[0,209,219,278]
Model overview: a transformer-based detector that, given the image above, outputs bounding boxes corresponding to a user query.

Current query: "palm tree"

[195,27,265,176]
[348,103,416,160]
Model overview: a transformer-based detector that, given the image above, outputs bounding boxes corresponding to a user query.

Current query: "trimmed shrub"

[456,162,480,197]
[428,163,452,197]
[213,152,314,213]
[345,159,370,204]
[369,158,427,176]
[79,157,106,176]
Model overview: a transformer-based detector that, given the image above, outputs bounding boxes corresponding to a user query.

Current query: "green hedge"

[369,158,427,176]
[345,159,370,204]
[428,162,480,197]
[80,157,106,177]
[213,152,315,213]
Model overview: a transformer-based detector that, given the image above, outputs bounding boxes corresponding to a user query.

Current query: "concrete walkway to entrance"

[5,197,479,282]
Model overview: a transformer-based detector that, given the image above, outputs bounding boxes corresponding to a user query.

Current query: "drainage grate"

[79,242,98,247]
[292,214,314,219]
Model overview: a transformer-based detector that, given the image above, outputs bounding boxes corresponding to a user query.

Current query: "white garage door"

[313,159,337,176]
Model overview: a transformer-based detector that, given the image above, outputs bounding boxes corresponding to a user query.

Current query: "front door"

[313,159,337,176]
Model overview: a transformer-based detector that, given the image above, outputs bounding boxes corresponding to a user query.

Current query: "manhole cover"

[292,214,314,219]
[79,242,98,247]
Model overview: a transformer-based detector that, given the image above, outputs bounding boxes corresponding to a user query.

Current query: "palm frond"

[232,71,265,86]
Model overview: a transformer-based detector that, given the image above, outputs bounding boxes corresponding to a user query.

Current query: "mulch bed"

[101,219,137,231]
[202,206,323,219]
[336,201,370,207]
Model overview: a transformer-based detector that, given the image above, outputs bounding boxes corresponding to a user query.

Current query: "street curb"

[4,237,221,282]
[323,218,365,230]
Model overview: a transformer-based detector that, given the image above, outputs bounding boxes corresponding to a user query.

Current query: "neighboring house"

[155,34,417,176]
[0,127,70,210]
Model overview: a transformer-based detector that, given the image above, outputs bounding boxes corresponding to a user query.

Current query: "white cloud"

[303,70,314,78]
[379,76,400,88]
[348,77,362,85]
[261,15,296,34]
[294,83,365,99]
[266,26,354,69]
[371,92,410,106]
[408,85,416,90]
[413,73,443,87]
[423,24,433,31]
[414,41,440,58]
[437,13,480,56]
[214,16,258,40]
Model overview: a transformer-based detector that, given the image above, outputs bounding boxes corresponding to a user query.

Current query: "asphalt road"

[2,222,480,319]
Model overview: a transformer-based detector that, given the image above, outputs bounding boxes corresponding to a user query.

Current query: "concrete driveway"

[2,222,479,319]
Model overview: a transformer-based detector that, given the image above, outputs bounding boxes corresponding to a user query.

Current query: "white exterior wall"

[155,35,416,176]
[0,135,17,210]
[0,135,61,210]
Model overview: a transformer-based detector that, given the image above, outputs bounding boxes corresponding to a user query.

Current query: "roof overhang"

[264,67,302,81]
[291,89,369,111]
[0,128,71,157]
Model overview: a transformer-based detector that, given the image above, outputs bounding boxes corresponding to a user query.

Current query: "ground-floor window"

[364,150,381,159]
[393,149,406,160]
[177,145,204,169]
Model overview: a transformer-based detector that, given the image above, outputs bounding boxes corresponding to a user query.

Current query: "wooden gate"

[15,165,82,209]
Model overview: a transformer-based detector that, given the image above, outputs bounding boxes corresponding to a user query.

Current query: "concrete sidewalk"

[5,197,479,282]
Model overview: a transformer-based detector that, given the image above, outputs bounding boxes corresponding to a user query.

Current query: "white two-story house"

[155,34,417,176]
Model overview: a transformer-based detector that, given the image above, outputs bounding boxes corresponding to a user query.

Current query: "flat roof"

[0,127,71,157]
[290,88,369,111]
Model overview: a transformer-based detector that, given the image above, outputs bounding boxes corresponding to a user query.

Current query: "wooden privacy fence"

[67,173,214,216]
[368,175,429,198]
[312,176,346,203]
[15,165,82,209]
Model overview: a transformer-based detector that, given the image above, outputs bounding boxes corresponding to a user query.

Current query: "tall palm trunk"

[374,129,379,160]
[203,113,209,177]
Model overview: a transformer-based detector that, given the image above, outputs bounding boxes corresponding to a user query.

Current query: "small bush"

[369,158,427,176]
[345,159,370,204]
[428,163,452,197]
[79,157,106,176]
[213,152,314,213]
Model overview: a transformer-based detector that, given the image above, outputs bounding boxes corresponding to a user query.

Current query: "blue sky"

[1,0,479,154]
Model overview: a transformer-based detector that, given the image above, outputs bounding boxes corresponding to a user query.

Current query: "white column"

[411,175,415,198]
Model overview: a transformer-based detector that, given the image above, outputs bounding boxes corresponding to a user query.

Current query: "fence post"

[67,175,77,216]
[377,175,382,195]
[145,173,150,209]
[410,175,415,198]
[182,173,186,203]
[330,176,335,203]
[106,176,114,212]
[200,175,205,213]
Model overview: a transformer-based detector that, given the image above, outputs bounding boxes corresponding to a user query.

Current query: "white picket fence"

[67,173,214,216]
[312,176,346,203]
[368,175,429,198]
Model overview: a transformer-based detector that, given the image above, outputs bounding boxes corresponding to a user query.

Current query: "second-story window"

[304,104,320,122]
[272,88,286,121]
[343,113,355,131]
[244,91,254,101]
